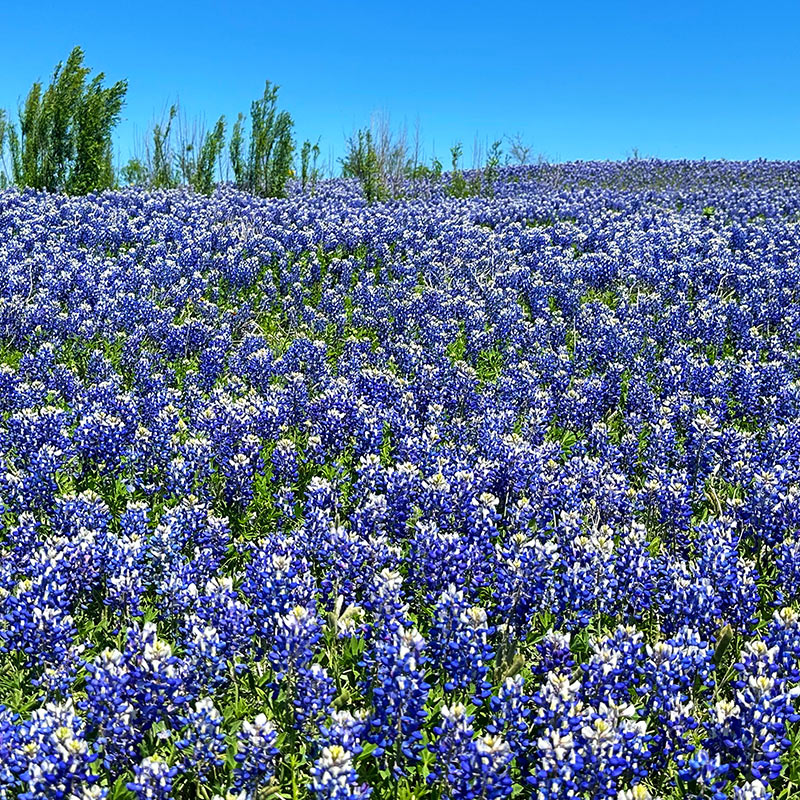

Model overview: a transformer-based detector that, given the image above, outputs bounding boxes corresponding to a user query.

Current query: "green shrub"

[341,128,388,203]
[180,115,226,195]
[122,105,226,195]
[230,81,295,198]
[4,46,126,194]
[300,138,322,192]
[448,143,468,198]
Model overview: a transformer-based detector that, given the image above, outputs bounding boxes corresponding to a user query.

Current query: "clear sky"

[1,0,798,170]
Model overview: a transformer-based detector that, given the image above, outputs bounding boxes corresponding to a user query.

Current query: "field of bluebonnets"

[2,159,800,800]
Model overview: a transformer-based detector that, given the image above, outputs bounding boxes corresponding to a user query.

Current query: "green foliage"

[407,155,443,182]
[122,105,226,194]
[120,157,148,186]
[181,115,226,195]
[341,128,387,203]
[483,139,503,195]
[229,81,295,198]
[4,46,126,194]
[476,344,504,382]
[0,109,8,187]
[300,139,311,188]
[446,139,507,199]
[151,105,178,189]
[341,115,435,203]
[300,138,321,192]
[68,73,127,194]
[448,142,468,198]
[229,113,245,187]
[0,49,542,203]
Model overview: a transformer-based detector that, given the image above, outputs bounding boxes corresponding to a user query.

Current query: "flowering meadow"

[3,161,800,800]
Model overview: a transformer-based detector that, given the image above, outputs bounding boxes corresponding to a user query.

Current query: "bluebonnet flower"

[294,663,337,731]
[428,585,494,701]
[319,709,371,755]
[232,714,279,795]
[431,703,513,800]
[577,701,653,794]
[175,697,228,777]
[532,630,575,676]
[243,539,316,644]
[579,626,645,707]
[74,409,130,474]
[707,638,800,782]
[693,518,760,634]
[0,569,78,674]
[488,675,533,777]
[528,671,585,795]
[105,500,150,616]
[165,435,213,498]
[127,757,178,800]
[183,620,228,694]
[82,622,188,769]
[558,522,619,628]
[269,604,323,682]
[493,528,559,637]
[362,620,429,764]
[733,780,771,799]
[310,745,371,800]
[271,437,300,486]
[4,159,800,799]
[638,627,713,761]
[406,520,484,603]
[765,606,800,683]
[676,748,730,800]
[186,577,254,670]
[6,700,99,800]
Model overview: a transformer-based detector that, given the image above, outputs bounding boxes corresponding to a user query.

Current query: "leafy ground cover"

[2,161,800,798]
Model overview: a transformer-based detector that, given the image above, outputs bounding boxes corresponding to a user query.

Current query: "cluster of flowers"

[1,160,800,798]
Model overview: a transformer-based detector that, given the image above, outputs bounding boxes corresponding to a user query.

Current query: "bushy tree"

[341,128,387,203]
[120,157,148,187]
[68,74,128,194]
[341,114,430,203]
[230,81,294,198]
[3,47,126,194]
[448,142,468,198]
[506,133,532,165]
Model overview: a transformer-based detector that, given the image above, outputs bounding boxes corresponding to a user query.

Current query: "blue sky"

[1,0,798,169]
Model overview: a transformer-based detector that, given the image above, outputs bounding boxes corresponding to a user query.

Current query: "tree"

[229,81,295,198]
[69,73,127,194]
[4,47,126,193]
[150,105,178,189]
[341,128,386,203]
[122,104,226,194]
[189,116,226,195]
[340,114,417,202]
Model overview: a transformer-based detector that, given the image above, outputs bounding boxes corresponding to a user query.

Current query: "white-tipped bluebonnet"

[232,714,279,794]
[310,745,371,800]
[126,756,178,800]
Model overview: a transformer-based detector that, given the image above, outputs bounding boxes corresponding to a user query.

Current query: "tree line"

[0,47,536,200]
